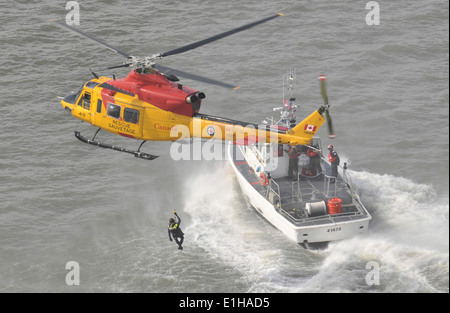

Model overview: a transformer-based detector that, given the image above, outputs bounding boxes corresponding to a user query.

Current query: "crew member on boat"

[285,145,299,180]
[307,143,322,177]
[328,144,340,180]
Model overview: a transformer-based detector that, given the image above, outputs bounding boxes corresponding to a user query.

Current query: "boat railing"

[324,174,337,197]
[322,164,359,198]
[336,165,360,200]
[268,178,302,211]
[267,178,281,205]
[281,207,365,225]
[291,180,302,202]
[341,167,355,191]
[250,145,268,164]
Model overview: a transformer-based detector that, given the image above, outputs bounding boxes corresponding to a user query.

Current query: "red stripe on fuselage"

[118,132,135,139]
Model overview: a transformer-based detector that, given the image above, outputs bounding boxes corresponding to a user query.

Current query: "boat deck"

[232,153,370,227]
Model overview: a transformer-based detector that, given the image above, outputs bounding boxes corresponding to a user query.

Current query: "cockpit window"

[107,102,121,119]
[123,108,139,124]
[82,92,91,110]
[77,91,91,110]
[85,81,99,89]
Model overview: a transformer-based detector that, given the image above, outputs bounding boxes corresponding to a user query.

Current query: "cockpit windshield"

[63,84,84,105]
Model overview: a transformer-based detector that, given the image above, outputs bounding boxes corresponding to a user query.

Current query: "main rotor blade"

[102,63,133,70]
[154,64,239,89]
[51,20,131,58]
[159,13,283,58]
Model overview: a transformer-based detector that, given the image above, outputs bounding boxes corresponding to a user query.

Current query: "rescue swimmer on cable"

[53,14,335,160]
[168,211,184,250]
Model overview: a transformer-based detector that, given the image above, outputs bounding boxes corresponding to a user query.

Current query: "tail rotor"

[319,74,335,139]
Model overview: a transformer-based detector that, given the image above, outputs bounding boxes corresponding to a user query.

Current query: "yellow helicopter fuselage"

[61,71,325,148]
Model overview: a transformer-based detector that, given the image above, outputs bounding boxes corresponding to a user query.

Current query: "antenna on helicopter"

[89,68,99,79]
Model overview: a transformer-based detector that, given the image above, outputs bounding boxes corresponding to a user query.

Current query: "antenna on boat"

[273,69,298,128]
[287,68,295,97]
[283,68,296,102]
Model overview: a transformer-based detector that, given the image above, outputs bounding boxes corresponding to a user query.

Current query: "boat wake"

[183,163,301,291]
[182,163,449,292]
[297,170,449,293]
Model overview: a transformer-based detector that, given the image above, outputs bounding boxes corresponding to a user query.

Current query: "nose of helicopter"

[61,91,80,112]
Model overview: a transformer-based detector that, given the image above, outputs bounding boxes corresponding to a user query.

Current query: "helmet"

[328,144,333,149]
[169,218,175,223]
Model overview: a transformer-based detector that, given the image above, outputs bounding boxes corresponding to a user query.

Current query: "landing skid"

[74,131,159,160]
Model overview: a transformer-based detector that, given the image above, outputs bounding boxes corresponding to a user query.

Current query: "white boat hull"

[228,145,371,245]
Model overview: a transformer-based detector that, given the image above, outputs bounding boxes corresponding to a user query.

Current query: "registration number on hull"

[327,227,342,233]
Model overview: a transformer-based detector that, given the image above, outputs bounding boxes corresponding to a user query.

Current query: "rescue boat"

[227,71,372,248]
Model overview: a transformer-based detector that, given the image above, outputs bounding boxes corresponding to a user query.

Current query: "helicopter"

[54,14,334,160]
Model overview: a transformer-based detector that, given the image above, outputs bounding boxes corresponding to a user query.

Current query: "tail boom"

[186,109,325,146]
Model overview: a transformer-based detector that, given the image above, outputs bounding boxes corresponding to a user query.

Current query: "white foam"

[298,169,449,292]
[182,163,449,292]
[182,163,293,290]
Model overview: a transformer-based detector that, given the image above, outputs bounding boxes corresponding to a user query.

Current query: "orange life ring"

[260,172,269,186]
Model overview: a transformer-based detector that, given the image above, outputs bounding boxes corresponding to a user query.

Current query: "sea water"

[0,0,448,293]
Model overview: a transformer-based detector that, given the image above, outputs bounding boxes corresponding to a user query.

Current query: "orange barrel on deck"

[328,198,342,214]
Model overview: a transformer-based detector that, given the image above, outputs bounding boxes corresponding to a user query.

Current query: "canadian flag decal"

[304,124,317,132]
